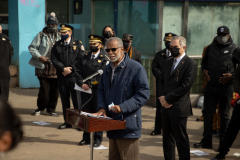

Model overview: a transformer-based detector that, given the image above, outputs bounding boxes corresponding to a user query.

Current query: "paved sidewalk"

[2,88,240,160]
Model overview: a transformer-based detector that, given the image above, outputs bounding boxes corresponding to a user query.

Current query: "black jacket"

[51,36,85,77]
[128,47,141,64]
[75,49,109,88]
[159,55,197,117]
[0,33,14,80]
[202,37,240,86]
[152,48,171,80]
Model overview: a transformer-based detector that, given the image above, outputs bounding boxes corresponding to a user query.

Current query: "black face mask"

[123,41,130,49]
[47,25,58,33]
[104,32,112,39]
[170,47,180,58]
[165,41,171,49]
[90,45,99,52]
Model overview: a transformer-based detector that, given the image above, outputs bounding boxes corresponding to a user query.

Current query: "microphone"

[81,69,104,83]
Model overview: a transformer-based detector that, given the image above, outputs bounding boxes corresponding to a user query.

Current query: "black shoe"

[210,154,225,160]
[79,139,90,146]
[58,123,72,129]
[194,138,212,148]
[93,141,101,147]
[150,130,161,136]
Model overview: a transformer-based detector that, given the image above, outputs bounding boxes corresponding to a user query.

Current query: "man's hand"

[38,56,48,63]
[62,67,72,76]
[158,96,173,109]
[109,105,122,113]
[203,69,210,81]
[219,73,233,84]
[81,84,90,91]
[92,108,107,117]
[159,96,167,106]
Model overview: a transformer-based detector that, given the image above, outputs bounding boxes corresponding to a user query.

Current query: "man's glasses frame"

[105,47,121,52]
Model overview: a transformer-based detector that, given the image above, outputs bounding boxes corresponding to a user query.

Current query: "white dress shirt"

[173,52,186,70]
[91,50,100,59]
[64,37,71,45]
[166,49,171,57]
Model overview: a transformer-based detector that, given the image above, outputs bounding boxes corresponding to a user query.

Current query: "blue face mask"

[61,34,69,40]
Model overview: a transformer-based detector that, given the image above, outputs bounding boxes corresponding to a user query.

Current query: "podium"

[66,109,126,160]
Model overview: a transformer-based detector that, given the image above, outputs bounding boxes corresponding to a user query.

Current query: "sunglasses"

[105,47,121,52]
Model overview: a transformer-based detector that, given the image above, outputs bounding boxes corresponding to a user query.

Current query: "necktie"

[170,59,177,75]
[91,55,95,59]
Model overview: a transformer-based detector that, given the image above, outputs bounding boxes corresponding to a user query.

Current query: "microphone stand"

[79,80,94,114]
[79,79,96,160]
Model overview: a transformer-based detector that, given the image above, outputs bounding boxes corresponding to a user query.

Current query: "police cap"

[60,24,74,33]
[164,33,177,41]
[88,34,103,44]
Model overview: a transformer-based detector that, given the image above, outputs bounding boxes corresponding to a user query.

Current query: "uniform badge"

[169,34,172,37]
[162,53,164,55]
[73,42,75,44]
[81,45,85,51]
[98,60,101,63]
[100,55,103,57]
[182,62,184,64]
[220,28,224,32]
[62,25,65,28]
[53,43,55,45]
[90,36,94,39]
[2,38,6,41]
[73,46,77,50]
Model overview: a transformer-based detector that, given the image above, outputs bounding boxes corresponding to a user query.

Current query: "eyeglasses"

[105,47,121,52]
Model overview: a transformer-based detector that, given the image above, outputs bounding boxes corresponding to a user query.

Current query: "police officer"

[194,26,240,149]
[75,34,109,147]
[51,24,85,129]
[150,33,177,135]
[122,33,141,64]
[0,23,14,102]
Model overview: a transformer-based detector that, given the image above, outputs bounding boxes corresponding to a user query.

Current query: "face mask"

[165,41,171,49]
[170,47,180,58]
[217,36,229,45]
[48,25,58,33]
[104,32,112,39]
[61,34,69,41]
[90,45,99,52]
[123,41,130,49]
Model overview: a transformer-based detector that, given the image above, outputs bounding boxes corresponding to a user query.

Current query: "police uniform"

[150,33,177,135]
[0,33,14,102]
[51,24,85,129]
[75,34,109,147]
[75,34,109,146]
[122,33,141,64]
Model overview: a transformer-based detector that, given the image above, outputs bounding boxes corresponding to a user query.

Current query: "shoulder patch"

[81,45,85,51]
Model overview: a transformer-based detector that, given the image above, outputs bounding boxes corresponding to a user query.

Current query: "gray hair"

[107,37,123,47]
[171,36,186,47]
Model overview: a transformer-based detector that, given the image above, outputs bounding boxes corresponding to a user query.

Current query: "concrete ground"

[1,88,240,160]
